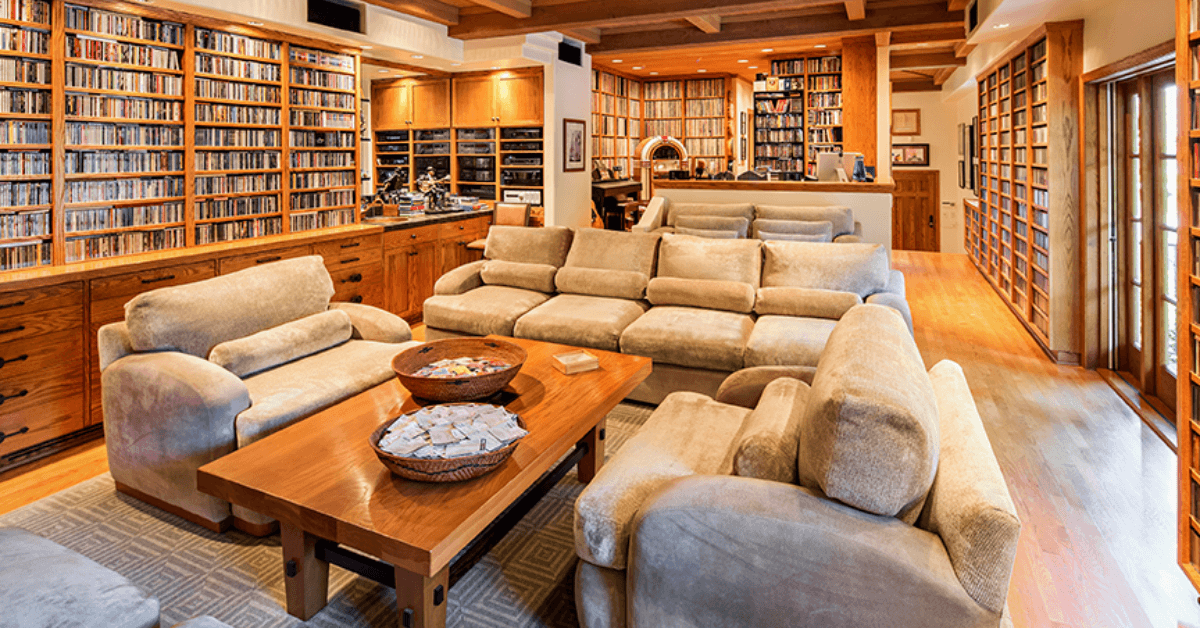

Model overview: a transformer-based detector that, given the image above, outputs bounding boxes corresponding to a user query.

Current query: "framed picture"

[739,111,747,136]
[969,116,978,193]
[892,143,930,167]
[892,109,921,135]
[563,118,586,172]
[958,160,966,188]
[740,137,746,161]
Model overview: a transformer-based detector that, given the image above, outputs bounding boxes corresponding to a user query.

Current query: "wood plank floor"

[0,250,1197,627]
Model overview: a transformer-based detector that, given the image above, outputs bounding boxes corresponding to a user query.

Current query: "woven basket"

[391,338,527,403]
[368,405,526,482]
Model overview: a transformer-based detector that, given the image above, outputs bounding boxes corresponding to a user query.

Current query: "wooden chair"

[467,203,531,250]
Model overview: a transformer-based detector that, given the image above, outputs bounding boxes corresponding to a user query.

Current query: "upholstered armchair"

[99,256,419,534]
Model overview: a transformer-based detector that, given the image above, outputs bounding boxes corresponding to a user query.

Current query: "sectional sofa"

[632,197,865,243]
[423,226,909,404]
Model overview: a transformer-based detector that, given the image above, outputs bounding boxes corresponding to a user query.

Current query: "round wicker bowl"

[369,404,526,482]
[392,338,527,403]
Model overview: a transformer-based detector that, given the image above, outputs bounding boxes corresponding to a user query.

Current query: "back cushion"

[676,226,740,239]
[756,205,853,236]
[797,304,939,522]
[667,202,755,228]
[481,260,558,293]
[647,277,756,314]
[564,228,660,275]
[752,219,832,239]
[209,309,352,377]
[125,256,334,358]
[484,225,574,266]
[761,241,889,297]
[758,230,831,243]
[676,215,750,238]
[657,233,762,285]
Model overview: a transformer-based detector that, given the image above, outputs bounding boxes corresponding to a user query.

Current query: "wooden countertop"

[653,179,896,193]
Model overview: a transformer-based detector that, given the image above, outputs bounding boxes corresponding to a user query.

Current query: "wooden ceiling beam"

[466,0,531,19]
[589,3,963,54]
[954,40,976,57]
[845,0,866,20]
[933,66,957,85]
[891,25,967,46]
[891,50,967,69]
[363,57,451,77]
[686,15,722,34]
[893,80,940,92]
[448,0,829,40]
[561,27,602,44]
[876,31,891,47]
[947,0,969,10]
[365,0,459,26]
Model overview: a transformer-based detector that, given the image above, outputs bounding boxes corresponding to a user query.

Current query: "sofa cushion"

[481,260,558,292]
[657,233,762,285]
[564,228,661,274]
[676,226,740,239]
[755,287,863,319]
[236,339,420,447]
[208,309,352,377]
[574,392,747,569]
[0,527,160,628]
[744,315,837,368]
[761,240,890,297]
[732,377,809,483]
[514,294,648,352]
[647,277,755,314]
[676,215,750,238]
[757,230,832,243]
[125,255,333,358]
[621,306,754,371]
[484,225,574,266]
[798,304,939,522]
[556,267,650,300]
[751,219,833,240]
[423,285,550,336]
[755,205,853,236]
[666,202,755,227]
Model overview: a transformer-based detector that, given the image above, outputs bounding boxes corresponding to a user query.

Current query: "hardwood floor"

[0,251,1196,627]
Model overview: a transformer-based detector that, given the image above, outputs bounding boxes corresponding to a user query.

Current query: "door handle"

[928,216,935,229]
[343,273,363,283]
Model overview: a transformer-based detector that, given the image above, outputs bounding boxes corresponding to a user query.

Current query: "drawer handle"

[408,251,418,257]
[0,354,28,370]
[350,295,364,304]
[459,225,465,230]
[344,273,363,283]
[410,234,417,239]
[0,425,28,445]
[0,325,25,336]
[341,257,361,264]
[340,242,361,249]
[0,389,28,407]
[141,274,176,285]
[256,256,282,264]
[0,300,25,311]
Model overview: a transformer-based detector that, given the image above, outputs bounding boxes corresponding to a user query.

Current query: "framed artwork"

[970,116,979,193]
[957,123,965,157]
[958,160,966,188]
[892,143,930,167]
[563,118,586,172]
[739,111,747,136]
[892,109,921,135]
[740,137,746,161]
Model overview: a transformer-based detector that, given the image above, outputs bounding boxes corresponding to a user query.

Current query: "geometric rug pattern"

[0,402,654,628]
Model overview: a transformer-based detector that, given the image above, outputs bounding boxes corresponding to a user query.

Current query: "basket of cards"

[369,403,529,482]
[392,338,527,402]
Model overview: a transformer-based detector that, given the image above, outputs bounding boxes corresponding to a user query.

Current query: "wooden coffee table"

[197,336,651,628]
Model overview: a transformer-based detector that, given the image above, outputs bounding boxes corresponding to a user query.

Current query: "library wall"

[892,91,965,254]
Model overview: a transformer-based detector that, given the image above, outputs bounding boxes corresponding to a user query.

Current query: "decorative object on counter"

[415,166,452,212]
[392,337,528,402]
[892,143,930,167]
[564,118,587,172]
[892,108,921,135]
[369,403,528,481]
[553,350,599,375]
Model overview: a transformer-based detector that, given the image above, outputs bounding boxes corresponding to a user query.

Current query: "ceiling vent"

[308,0,364,35]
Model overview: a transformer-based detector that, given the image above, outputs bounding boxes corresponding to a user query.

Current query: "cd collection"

[0,57,48,83]
[289,46,353,72]
[195,78,279,103]
[67,35,182,70]
[195,29,280,60]
[64,150,182,174]
[0,88,49,115]
[65,64,183,95]
[0,150,48,175]
[0,0,48,24]
[197,150,280,171]
[195,194,279,220]
[195,53,281,82]
[290,170,354,189]
[64,201,183,233]
[194,128,280,148]
[194,172,281,196]
[64,5,184,45]
[66,94,181,121]
[64,177,184,203]
[0,240,49,269]
[65,122,183,146]
[195,216,282,245]
[290,189,354,210]
[65,226,184,262]
[289,89,354,110]
[289,130,355,147]
[289,110,354,128]
[0,208,48,238]
[0,180,49,206]
[194,103,280,125]
[289,67,354,92]
[290,150,353,169]
[0,24,48,54]
[0,120,48,144]
[291,207,354,232]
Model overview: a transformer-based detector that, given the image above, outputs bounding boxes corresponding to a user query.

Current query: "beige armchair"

[573,305,1020,628]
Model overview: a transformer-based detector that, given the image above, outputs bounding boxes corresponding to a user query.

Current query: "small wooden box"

[552,350,599,375]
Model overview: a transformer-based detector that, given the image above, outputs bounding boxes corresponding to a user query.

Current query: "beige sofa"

[424,226,908,404]
[633,197,865,243]
[99,256,419,532]
[573,305,1020,628]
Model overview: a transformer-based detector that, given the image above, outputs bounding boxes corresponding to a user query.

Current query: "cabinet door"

[497,74,543,126]
[373,81,412,128]
[409,242,439,320]
[412,79,451,128]
[385,246,415,318]
[453,76,497,127]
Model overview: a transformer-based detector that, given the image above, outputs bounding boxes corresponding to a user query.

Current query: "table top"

[197,336,651,577]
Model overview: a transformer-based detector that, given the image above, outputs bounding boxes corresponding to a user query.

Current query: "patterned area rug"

[0,403,654,628]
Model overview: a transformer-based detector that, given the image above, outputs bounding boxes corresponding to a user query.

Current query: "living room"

[0,0,1196,627]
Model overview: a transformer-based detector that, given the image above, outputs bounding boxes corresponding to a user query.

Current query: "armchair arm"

[328,302,412,343]
[715,365,817,408]
[632,197,667,233]
[866,291,913,334]
[885,268,907,297]
[98,321,134,372]
[434,259,486,295]
[629,476,999,628]
[103,352,251,526]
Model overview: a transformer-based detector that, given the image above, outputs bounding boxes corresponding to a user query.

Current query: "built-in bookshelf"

[753,55,843,177]
[413,127,451,185]
[499,126,543,205]
[965,23,1081,364]
[641,77,729,174]
[455,127,495,201]
[374,128,409,190]
[287,45,357,233]
[590,68,642,178]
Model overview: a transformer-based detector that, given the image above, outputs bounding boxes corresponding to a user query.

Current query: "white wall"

[547,50,594,228]
[1080,0,1174,72]
[734,79,754,175]
[892,92,967,254]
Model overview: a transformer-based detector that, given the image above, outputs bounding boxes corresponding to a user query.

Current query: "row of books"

[755,144,799,159]
[291,189,354,209]
[66,122,183,146]
[645,100,681,119]
[592,71,640,98]
[65,150,182,174]
[194,128,280,147]
[0,0,48,25]
[754,113,803,129]
[67,35,182,71]
[195,103,280,125]
[644,120,682,137]
[290,150,353,168]
[685,99,723,118]
[0,180,49,205]
[0,88,49,115]
[809,109,842,125]
[809,92,842,108]
[289,110,354,128]
[65,226,184,262]
[0,208,48,238]
[195,78,279,103]
[196,29,280,61]
[64,5,184,45]
[1031,83,1047,102]
[290,89,354,110]
[592,93,629,117]
[63,201,183,233]
[290,130,354,147]
[645,81,683,100]
[1032,188,1049,208]
[290,47,353,72]
[685,118,723,137]
[755,98,803,114]
[809,127,842,143]
[65,65,183,95]
[807,145,840,161]
[1031,104,1047,124]
[66,93,181,121]
[195,216,282,244]
[0,57,48,84]
[0,119,48,144]
[0,24,48,54]
[289,67,354,92]
[0,239,49,270]
[756,158,804,172]
[195,172,281,196]
[291,207,354,232]
[64,176,184,203]
[197,150,280,171]
[0,150,48,175]
[195,194,279,220]
[195,53,281,82]
[684,138,723,156]
[755,129,801,143]
[685,79,723,98]
[291,170,354,189]
[809,75,841,91]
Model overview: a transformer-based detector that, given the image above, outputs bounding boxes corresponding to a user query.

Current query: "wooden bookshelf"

[966,22,1082,364]
[641,76,730,174]
[1178,0,1200,596]
[455,127,496,201]
[591,68,641,178]
[499,126,543,205]
[753,54,843,178]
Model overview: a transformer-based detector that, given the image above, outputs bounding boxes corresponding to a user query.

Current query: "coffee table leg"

[395,564,449,628]
[281,524,330,621]
[577,418,606,483]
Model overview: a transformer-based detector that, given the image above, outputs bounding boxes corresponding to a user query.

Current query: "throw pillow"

[209,309,352,378]
[556,267,649,300]
[755,286,863,318]
[480,260,558,293]
[752,219,833,238]
[646,276,756,313]
[675,226,741,239]
[676,215,751,238]
[757,230,832,243]
[755,205,853,236]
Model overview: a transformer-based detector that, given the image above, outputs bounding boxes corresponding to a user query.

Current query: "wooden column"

[841,35,878,169]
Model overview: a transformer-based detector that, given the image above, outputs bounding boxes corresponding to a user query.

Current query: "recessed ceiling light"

[748,66,758,69]
[247,21,263,26]
[632,66,644,70]
[650,71,659,75]
[491,66,500,70]
[993,23,1010,29]
[412,55,424,59]
[451,63,462,66]
[917,43,928,47]
[377,69,389,73]
[814,44,827,49]
[737,59,749,63]
[612,59,623,63]
[761,48,774,53]
[361,45,373,50]
[697,69,707,73]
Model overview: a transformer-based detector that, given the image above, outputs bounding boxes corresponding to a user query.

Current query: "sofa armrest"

[715,365,817,408]
[632,197,667,233]
[833,221,864,243]
[866,291,913,334]
[434,259,486,296]
[98,322,135,372]
[628,475,999,628]
[102,352,251,526]
[328,302,412,343]
[886,268,907,297]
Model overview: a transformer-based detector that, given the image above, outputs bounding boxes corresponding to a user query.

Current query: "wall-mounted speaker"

[308,0,364,34]
[559,41,582,67]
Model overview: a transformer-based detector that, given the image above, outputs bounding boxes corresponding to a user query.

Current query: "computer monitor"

[815,152,845,182]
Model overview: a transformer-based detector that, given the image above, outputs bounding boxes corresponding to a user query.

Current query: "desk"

[591,179,642,230]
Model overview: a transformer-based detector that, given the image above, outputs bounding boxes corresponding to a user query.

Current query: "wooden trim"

[115,481,231,533]
[652,179,896,193]
[234,516,280,537]
[1081,39,1175,84]
[1098,368,1178,452]
[362,57,451,78]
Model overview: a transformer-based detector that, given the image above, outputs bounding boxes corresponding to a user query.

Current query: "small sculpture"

[416,166,452,212]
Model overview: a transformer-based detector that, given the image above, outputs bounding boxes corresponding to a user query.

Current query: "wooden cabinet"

[373,80,413,128]
[219,245,312,275]
[451,71,544,127]
[373,78,450,128]
[314,234,383,269]
[412,78,451,128]
[330,264,384,307]
[453,76,498,127]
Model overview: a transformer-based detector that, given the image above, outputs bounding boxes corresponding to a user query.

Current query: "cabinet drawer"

[330,263,384,308]
[219,245,312,275]
[384,223,441,247]
[438,219,479,240]
[0,329,83,381]
[90,261,216,304]
[0,305,83,345]
[0,282,83,318]
[314,235,382,269]
[0,354,85,458]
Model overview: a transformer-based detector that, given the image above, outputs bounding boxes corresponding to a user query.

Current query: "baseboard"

[1097,368,1177,452]
[0,424,105,475]
[114,481,232,534]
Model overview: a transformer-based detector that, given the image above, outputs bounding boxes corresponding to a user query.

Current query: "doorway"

[891,170,940,251]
